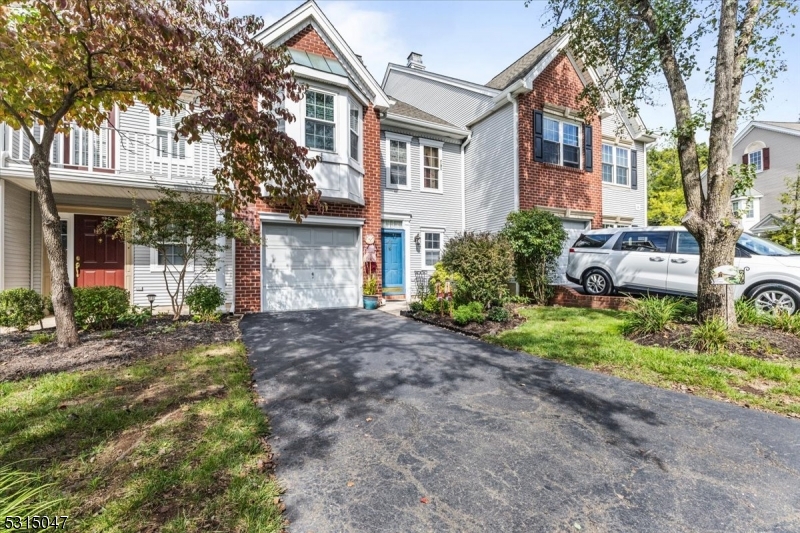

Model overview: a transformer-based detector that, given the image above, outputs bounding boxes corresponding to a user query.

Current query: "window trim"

[422,230,443,269]
[304,88,337,153]
[385,132,412,190]
[348,99,361,163]
[542,115,581,169]
[601,143,631,188]
[733,198,755,219]
[151,113,194,165]
[419,138,444,193]
[150,243,194,272]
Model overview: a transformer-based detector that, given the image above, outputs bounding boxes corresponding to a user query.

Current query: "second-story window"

[71,125,89,166]
[349,101,361,162]
[422,146,441,191]
[602,145,614,183]
[305,90,335,151]
[156,114,188,160]
[388,140,408,187]
[748,150,763,172]
[542,117,580,168]
[615,147,629,186]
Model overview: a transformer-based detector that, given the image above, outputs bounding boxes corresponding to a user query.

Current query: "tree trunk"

[695,222,739,325]
[30,145,80,347]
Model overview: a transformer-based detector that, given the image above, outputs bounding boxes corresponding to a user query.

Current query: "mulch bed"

[401,307,526,338]
[632,323,800,360]
[0,316,240,381]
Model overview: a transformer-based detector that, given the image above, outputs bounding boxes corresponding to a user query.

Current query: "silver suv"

[566,226,800,314]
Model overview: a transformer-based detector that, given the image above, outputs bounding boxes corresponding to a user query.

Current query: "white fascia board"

[254,2,390,110]
[734,122,800,147]
[259,212,365,227]
[465,79,530,129]
[522,33,571,88]
[382,115,468,141]
[292,66,370,106]
[382,63,500,98]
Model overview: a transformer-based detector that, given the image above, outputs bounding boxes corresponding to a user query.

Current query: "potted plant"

[363,274,379,310]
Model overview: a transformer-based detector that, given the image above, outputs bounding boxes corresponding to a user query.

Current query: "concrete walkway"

[242,309,800,533]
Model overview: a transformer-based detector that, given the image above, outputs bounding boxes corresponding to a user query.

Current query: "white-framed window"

[601,144,631,187]
[69,122,112,168]
[386,134,410,189]
[149,223,193,271]
[602,144,614,183]
[542,117,581,168]
[748,150,763,172]
[348,100,361,162]
[154,113,191,163]
[423,232,442,267]
[420,139,444,192]
[733,199,755,219]
[305,89,335,152]
[70,125,89,166]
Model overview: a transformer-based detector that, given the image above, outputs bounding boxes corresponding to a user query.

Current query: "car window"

[573,234,613,248]
[738,233,797,256]
[675,232,700,255]
[618,231,670,253]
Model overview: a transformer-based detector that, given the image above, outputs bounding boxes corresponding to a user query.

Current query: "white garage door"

[553,219,591,284]
[261,223,360,311]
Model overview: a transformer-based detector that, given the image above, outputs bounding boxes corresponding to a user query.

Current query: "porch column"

[215,210,227,311]
[0,179,5,291]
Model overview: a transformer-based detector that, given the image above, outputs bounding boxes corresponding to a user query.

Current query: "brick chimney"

[407,52,425,70]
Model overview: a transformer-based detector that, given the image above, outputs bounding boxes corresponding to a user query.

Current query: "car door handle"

[671,258,688,264]
[649,256,665,262]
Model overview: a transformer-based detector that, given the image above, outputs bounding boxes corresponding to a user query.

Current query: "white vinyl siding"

[3,182,31,289]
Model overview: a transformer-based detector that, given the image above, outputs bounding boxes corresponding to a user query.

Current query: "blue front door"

[382,230,404,295]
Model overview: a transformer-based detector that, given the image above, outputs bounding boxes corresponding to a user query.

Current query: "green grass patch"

[489,307,800,417]
[0,342,284,532]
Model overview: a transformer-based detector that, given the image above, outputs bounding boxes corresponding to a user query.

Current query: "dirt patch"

[401,306,526,338]
[632,323,800,360]
[0,316,240,381]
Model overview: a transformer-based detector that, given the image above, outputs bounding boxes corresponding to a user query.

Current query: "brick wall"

[284,25,337,59]
[234,105,383,313]
[517,53,603,228]
[549,285,631,311]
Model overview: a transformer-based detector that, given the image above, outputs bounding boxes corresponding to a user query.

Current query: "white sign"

[711,265,745,285]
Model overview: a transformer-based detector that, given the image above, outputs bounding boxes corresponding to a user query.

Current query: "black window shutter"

[763,147,770,170]
[630,149,638,190]
[583,124,593,172]
[533,110,543,163]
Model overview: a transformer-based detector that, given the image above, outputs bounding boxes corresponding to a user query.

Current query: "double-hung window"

[420,139,444,192]
[748,150,762,172]
[733,199,754,219]
[305,90,335,152]
[158,244,187,267]
[349,101,361,162]
[388,139,408,187]
[424,232,441,267]
[542,117,580,168]
[155,113,189,160]
[601,144,630,186]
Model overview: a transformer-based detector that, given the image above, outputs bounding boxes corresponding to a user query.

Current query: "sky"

[227,0,800,144]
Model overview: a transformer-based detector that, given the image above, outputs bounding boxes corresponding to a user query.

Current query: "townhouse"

[0,0,654,313]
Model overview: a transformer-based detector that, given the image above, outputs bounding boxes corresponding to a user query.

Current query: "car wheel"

[583,269,612,296]
[750,283,800,315]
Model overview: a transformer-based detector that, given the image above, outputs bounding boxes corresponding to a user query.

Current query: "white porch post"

[215,210,227,311]
[0,179,5,291]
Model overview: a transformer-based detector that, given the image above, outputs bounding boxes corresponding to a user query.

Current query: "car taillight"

[569,248,575,253]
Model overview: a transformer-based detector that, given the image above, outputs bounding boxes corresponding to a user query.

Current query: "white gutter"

[382,114,468,140]
[467,79,530,129]
[0,178,4,291]
[507,93,520,211]
[460,132,472,232]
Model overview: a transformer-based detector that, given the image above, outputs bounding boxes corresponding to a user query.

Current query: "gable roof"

[382,63,499,98]
[734,120,800,146]
[387,98,459,128]
[485,32,563,90]
[253,0,390,109]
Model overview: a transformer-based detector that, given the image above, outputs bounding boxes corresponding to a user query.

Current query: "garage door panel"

[261,223,360,312]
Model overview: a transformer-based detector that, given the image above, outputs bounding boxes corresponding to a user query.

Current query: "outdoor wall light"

[414,233,421,245]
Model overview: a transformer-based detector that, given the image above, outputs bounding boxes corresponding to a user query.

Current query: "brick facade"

[234,104,383,313]
[284,25,336,59]
[517,53,603,228]
[549,285,632,311]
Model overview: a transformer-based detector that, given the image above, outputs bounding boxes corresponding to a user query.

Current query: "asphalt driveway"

[242,309,800,533]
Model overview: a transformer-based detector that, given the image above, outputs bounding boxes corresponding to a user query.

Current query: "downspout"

[0,178,4,291]
[460,132,472,232]
[507,93,520,211]
[30,192,34,289]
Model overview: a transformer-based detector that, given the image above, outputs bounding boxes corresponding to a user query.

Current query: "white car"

[566,226,800,314]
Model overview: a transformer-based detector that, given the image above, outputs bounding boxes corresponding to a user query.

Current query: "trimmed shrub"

[690,318,729,353]
[501,209,567,304]
[408,301,424,313]
[73,286,129,330]
[118,306,151,327]
[622,295,682,336]
[185,285,226,321]
[441,232,514,307]
[487,306,512,323]
[453,302,486,326]
[0,289,45,332]
[735,298,768,326]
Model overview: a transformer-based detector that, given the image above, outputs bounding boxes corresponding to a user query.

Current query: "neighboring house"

[0,0,657,312]
[732,121,800,234]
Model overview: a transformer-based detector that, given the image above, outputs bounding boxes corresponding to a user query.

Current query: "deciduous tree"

[0,0,318,346]
[537,0,797,326]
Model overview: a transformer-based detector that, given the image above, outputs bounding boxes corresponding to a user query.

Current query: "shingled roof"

[387,97,459,128]
[485,32,564,91]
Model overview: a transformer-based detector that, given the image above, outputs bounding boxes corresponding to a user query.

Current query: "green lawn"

[489,307,800,417]
[0,343,284,532]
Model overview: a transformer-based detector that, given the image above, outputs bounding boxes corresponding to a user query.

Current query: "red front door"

[74,215,125,288]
